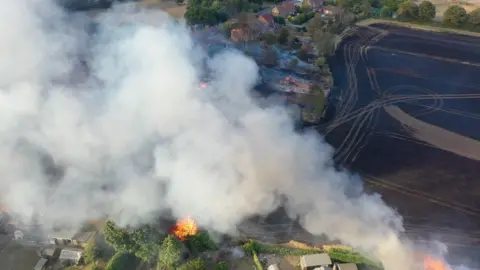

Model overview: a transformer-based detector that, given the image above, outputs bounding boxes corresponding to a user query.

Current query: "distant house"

[272,1,297,17]
[304,0,325,10]
[33,258,48,270]
[323,5,344,16]
[333,263,359,270]
[268,264,280,270]
[49,231,95,247]
[41,247,60,259]
[59,248,84,265]
[300,253,333,270]
[231,28,250,42]
[258,13,275,27]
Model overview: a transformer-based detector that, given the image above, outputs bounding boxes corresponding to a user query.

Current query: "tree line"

[183,0,264,25]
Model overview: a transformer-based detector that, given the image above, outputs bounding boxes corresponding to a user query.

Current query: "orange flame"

[169,216,198,241]
[424,256,451,270]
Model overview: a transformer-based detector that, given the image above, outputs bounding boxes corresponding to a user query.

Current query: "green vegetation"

[288,8,315,25]
[242,239,320,256]
[252,250,264,270]
[185,231,218,253]
[103,221,162,262]
[84,237,101,264]
[418,0,436,22]
[215,261,229,270]
[157,235,183,270]
[184,0,263,25]
[327,248,380,266]
[443,5,468,27]
[371,0,480,32]
[177,258,207,270]
[106,252,137,270]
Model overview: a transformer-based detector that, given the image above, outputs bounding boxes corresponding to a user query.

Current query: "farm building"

[300,253,332,270]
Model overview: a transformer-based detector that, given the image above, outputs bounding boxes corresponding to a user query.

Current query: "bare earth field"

[135,0,187,18]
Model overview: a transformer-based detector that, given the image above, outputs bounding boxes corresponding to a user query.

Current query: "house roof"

[72,231,96,243]
[323,5,343,13]
[336,263,358,270]
[258,13,274,23]
[59,248,83,260]
[307,0,324,8]
[33,258,48,270]
[300,253,332,267]
[274,1,296,15]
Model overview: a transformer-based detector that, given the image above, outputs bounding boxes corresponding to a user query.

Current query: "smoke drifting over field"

[0,0,416,269]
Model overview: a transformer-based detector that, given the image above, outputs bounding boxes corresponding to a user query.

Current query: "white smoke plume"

[0,0,416,269]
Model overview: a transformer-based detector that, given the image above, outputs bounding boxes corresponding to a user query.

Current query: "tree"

[382,0,404,11]
[468,8,480,27]
[260,32,278,45]
[131,226,162,262]
[106,252,137,270]
[315,56,326,67]
[308,14,326,36]
[278,27,290,45]
[397,1,419,21]
[84,237,101,264]
[103,221,135,253]
[418,1,436,21]
[157,235,182,270]
[380,5,394,17]
[288,58,299,68]
[215,261,229,270]
[186,232,217,253]
[177,258,207,270]
[297,48,309,61]
[313,30,336,56]
[443,5,468,26]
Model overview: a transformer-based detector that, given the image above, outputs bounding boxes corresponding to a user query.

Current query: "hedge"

[215,261,229,270]
[252,250,264,270]
[177,258,207,270]
[327,248,380,266]
[242,239,320,256]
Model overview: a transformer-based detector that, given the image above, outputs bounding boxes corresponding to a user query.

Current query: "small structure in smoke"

[59,247,84,266]
[300,253,333,270]
[333,263,358,270]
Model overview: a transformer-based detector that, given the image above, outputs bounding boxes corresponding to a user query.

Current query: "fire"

[169,216,198,241]
[424,256,451,270]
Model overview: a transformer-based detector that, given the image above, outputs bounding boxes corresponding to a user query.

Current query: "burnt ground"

[325,24,480,267]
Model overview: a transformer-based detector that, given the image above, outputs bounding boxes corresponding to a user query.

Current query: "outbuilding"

[300,253,332,270]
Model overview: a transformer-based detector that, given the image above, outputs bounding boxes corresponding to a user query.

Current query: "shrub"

[418,1,436,21]
[106,252,137,270]
[215,261,229,270]
[443,5,468,27]
[177,258,207,270]
[253,251,264,270]
[185,231,217,253]
[327,248,379,266]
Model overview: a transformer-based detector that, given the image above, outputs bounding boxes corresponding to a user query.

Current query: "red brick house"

[272,1,297,17]
[304,0,324,10]
[231,28,249,42]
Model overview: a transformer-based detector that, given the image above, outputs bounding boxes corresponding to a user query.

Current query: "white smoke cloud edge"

[0,0,418,269]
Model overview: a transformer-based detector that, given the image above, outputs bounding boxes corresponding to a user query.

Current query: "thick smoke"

[0,0,415,269]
